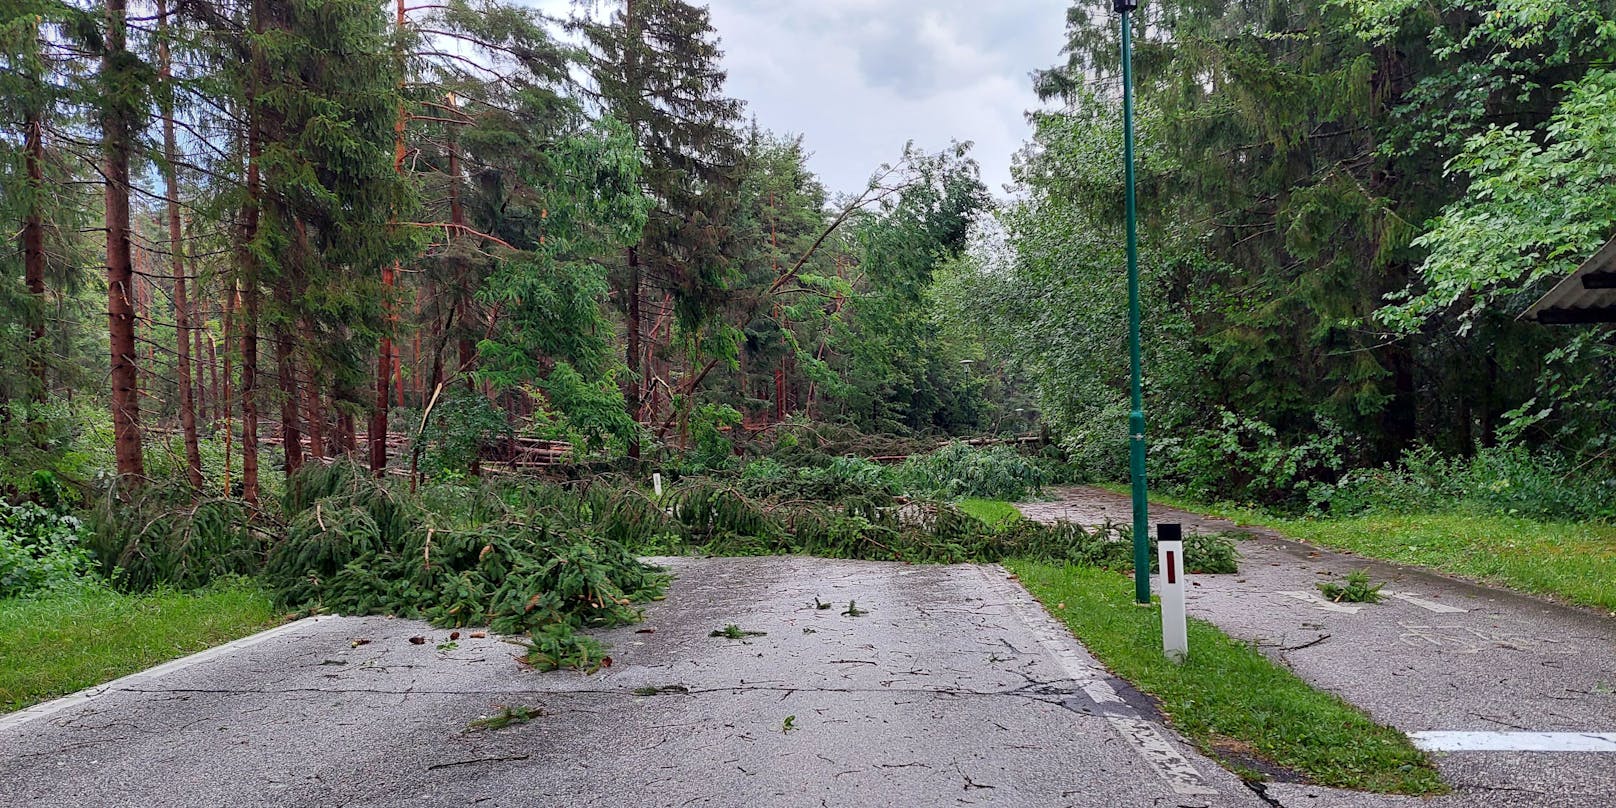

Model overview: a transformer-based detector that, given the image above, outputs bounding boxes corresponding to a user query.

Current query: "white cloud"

[526,0,1071,196]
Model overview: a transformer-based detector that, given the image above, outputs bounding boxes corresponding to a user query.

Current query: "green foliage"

[1321,444,1616,522]
[1164,410,1348,511]
[737,455,898,502]
[0,501,92,598]
[264,461,667,672]
[1318,569,1385,603]
[688,403,743,470]
[417,391,511,477]
[465,704,542,732]
[895,443,1049,501]
[86,484,263,593]
[662,473,1237,573]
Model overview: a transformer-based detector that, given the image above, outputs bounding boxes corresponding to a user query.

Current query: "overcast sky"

[530,1,1072,198]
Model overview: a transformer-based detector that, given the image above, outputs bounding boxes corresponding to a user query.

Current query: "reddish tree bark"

[159,0,203,490]
[104,0,145,483]
[24,109,46,399]
[275,325,303,474]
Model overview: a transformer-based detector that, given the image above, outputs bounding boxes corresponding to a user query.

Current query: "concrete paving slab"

[1,556,1270,808]
[1020,486,1616,807]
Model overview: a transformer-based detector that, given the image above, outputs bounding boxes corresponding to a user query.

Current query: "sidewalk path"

[3,556,1283,808]
[1019,487,1616,805]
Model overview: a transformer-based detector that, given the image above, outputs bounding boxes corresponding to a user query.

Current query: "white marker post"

[652,472,663,498]
[1158,523,1188,663]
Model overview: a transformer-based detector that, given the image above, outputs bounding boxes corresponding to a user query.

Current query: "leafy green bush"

[895,442,1048,501]
[1164,410,1346,511]
[1321,444,1616,522]
[0,502,95,598]
[415,391,512,478]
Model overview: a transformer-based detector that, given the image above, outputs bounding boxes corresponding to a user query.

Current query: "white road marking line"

[0,616,333,734]
[1385,591,1469,614]
[1411,731,1616,752]
[1108,717,1220,795]
[1280,590,1362,614]
[987,566,1217,797]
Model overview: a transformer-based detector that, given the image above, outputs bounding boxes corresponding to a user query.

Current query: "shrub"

[86,483,264,592]
[1320,444,1616,522]
[896,443,1049,501]
[0,501,95,598]
[1165,410,1346,511]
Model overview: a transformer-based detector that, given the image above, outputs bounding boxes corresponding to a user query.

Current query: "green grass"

[1097,482,1616,614]
[1007,560,1446,795]
[955,498,1024,529]
[0,580,281,714]
[1277,513,1616,613]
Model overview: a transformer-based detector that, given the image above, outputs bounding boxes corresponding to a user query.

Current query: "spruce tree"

[582,0,744,453]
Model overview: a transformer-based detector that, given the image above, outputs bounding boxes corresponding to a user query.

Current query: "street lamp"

[1116,0,1150,604]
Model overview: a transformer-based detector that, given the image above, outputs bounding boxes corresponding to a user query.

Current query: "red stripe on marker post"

[1166,551,1177,584]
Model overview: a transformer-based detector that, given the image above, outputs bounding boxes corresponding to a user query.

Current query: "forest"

[2,0,1614,684]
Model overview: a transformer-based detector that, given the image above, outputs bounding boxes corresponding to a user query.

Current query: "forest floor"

[1019,486,1616,805]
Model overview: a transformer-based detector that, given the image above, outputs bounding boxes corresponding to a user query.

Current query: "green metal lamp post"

[1116,0,1151,604]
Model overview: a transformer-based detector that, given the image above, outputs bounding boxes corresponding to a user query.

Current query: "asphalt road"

[3,549,1604,807]
[3,556,1283,808]
[1021,487,1616,807]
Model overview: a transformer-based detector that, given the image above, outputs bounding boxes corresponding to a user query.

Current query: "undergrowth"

[84,458,1237,672]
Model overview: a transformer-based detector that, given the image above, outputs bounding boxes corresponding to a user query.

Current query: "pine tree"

[100,0,148,483]
[582,0,745,454]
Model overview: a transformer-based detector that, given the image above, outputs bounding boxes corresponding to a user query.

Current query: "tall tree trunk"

[104,0,145,483]
[626,247,643,459]
[23,107,46,400]
[372,0,408,477]
[239,5,265,505]
[222,284,236,497]
[304,356,326,459]
[447,96,475,391]
[275,325,303,474]
[159,0,203,490]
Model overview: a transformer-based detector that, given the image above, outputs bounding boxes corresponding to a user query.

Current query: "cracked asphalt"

[3,556,1287,808]
[2,549,1606,807]
[1020,487,1616,808]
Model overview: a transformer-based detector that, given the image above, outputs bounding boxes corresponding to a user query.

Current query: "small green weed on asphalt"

[1318,570,1385,604]
[0,580,280,714]
[466,704,541,731]
[710,624,766,639]
[1007,560,1445,795]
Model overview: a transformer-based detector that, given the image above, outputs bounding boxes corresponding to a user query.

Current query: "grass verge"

[0,579,281,714]
[955,498,1023,529]
[1095,482,1616,614]
[1278,514,1616,613]
[1006,560,1446,795]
